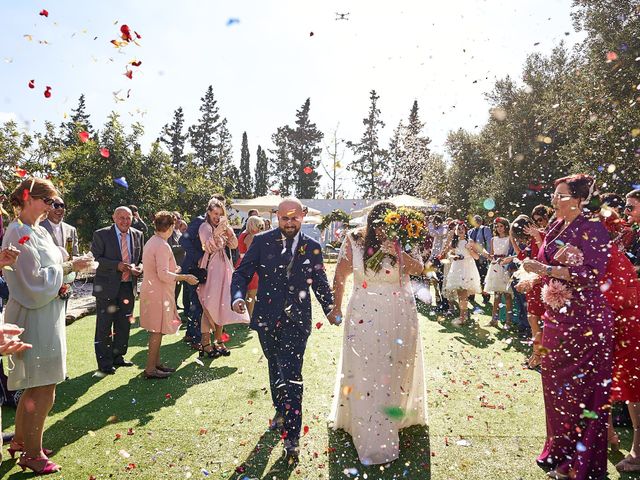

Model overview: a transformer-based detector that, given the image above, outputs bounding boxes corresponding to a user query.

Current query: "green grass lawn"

[1,264,637,479]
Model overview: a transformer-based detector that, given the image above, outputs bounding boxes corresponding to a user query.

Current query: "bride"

[327,201,428,465]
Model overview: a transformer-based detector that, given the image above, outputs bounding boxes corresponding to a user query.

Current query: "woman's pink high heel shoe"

[17,454,61,475]
[8,441,53,458]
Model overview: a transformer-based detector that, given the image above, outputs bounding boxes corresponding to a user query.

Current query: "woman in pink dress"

[198,199,249,357]
[235,216,265,317]
[140,211,198,379]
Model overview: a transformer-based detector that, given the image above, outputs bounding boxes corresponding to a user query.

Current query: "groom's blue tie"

[283,237,294,266]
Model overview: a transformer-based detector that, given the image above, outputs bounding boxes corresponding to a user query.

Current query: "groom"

[232,197,335,463]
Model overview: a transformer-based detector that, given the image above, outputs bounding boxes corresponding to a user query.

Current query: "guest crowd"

[0,173,638,478]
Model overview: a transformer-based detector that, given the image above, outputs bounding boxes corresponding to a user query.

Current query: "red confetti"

[315,322,323,329]
[114,433,122,440]
[303,425,309,436]
[280,430,288,440]
[78,131,89,143]
[126,428,134,435]
[134,31,142,39]
[120,24,132,42]
[89,476,97,480]
[44,86,52,98]
[18,235,30,245]
[39,9,48,17]
[15,167,28,177]
[99,148,110,158]
[125,463,136,471]
[165,393,172,399]
[362,280,368,289]
[124,69,133,79]
[606,51,618,62]
[220,332,230,342]
[130,60,142,67]
[28,79,35,89]
[303,166,313,174]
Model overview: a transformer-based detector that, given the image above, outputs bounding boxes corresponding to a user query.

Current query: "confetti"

[78,131,89,143]
[382,406,405,420]
[221,332,230,342]
[315,322,323,329]
[226,18,240,26]
[303,425,309,436]
[28,79,35,89]
[100,147,110,158]
[39,9,49,17]
[303,166,313,174]
[44,86,52,98]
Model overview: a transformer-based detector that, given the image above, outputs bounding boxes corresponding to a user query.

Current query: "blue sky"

[0,0,584,196]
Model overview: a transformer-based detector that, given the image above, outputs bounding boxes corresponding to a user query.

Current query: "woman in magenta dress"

[235,216,264,317]
[523,174,614,480]
[197,199,249,358]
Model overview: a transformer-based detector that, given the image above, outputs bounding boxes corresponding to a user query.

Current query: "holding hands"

[0,323,32,355]
[327,306,343,326]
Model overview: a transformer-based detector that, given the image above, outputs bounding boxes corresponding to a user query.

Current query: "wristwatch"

[545,265,553,276]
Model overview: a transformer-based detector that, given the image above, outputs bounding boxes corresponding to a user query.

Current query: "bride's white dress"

[328,232,428,465]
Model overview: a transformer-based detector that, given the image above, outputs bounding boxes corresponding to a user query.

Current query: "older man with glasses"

[40,196,79,258]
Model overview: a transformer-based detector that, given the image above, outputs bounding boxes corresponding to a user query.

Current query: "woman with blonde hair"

[197,199,249,357]
[2,177,91,474]
[235,215,265,317]
[140,211,199,379]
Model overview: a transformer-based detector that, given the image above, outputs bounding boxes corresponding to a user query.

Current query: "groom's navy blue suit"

[231,228,334,443]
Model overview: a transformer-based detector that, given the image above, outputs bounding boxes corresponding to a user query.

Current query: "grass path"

[1,265,636,479]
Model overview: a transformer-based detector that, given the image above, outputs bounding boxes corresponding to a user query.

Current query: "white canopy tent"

[352,195,447,215]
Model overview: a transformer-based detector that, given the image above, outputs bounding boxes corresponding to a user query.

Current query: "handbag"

[189,253,212,284]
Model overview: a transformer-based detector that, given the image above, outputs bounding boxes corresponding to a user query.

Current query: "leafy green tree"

[254,145,269,196]
[237,131,253,198]
[160,106,188,170]
[348,90,387,198]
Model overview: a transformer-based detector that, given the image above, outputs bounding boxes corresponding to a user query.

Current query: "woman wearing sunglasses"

[2,178,92,474]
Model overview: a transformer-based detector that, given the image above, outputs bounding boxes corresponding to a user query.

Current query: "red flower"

[39,9,49,17]
[44,86,52,98]
[28,79,35,89]
[18,235,30,245]
[99,148,110,158]
[78,131,89,143]
[120,24,132,42]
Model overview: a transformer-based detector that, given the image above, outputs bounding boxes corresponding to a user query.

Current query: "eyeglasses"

[41,197,55,206]
[551,193,574,199]
[625,204,636,212]
[53,202,65,209]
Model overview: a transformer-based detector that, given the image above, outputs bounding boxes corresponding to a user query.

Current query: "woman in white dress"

[444,221,482,326]
[328,202,428,465]
[482,218,513,328]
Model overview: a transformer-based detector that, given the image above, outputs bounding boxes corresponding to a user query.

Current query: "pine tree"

[269,126,295,196]
[254,145,269,196]
[216,119,237,196]
[188,85,222,170]
[61,94,93,147]
[389,100,431,195]
[348,90,387,198]
[289,98,324,198]
[237,131,253,198]
[159,107,188,170]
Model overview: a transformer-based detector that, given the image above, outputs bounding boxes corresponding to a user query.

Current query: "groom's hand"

[232,299,247,314]
[327,307,342,326]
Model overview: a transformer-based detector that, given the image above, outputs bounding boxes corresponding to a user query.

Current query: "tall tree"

[254,145,269,196]
[215,119,238,196]
[289,98,324,198]
[188,85,222,170]
[389,101,432,195]
[61,94,94,147]
[322,126,346,199]
[348,90,387,198]
[237,131,253,198]
[159,106,188,170]
[269,126,295,196]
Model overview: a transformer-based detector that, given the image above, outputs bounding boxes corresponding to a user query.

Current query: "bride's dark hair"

[360,201,396,271]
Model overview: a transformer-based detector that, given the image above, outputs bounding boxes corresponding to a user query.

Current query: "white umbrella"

[231,195,283,212]
[357,195,446,213]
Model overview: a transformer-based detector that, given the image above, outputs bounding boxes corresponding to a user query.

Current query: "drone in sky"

[335,12,350,21]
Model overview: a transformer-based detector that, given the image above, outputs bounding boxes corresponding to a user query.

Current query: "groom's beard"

[279,225,300,239]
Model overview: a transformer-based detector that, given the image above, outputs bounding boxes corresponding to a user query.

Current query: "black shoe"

[99,366,116,375]
[269,414,285,432]
[283,439,299,465]
[114,359,134,367]
[2,432,15,445]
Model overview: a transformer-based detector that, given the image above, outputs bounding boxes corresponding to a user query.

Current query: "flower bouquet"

[365,207,426,273]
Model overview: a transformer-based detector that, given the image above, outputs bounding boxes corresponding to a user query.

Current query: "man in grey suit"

[40,196,79,257]
[91,206,144,375]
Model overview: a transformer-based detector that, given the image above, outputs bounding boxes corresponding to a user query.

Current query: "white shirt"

[50,221,63,246]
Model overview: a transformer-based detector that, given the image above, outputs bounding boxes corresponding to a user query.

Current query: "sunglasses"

[53,202,65,209]
[625,204,636,212]
[40,197,55,206]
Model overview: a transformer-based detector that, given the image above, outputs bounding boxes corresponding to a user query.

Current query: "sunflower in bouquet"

[366,207,427,272]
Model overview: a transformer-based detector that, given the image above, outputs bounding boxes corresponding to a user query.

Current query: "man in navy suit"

[232,198,335,463]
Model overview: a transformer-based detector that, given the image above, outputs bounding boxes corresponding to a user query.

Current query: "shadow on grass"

[225,429,292,480]
[327,425,431,479]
